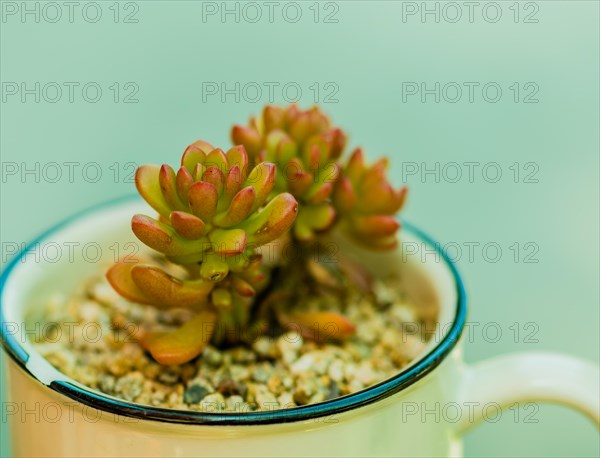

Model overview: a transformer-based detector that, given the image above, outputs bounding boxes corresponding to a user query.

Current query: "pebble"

[114,372,144,401]
[293,378,319,405]
[252,336,279,359]
[252,366,271,383]
[90,280,120,306]
[328,359,345,383]
[230,347,256,364]
[289,353,314,374]
[158,367,181,385]
[254,386,278,410]
[354,362,380,386]
[202,346,223,367]
[217,378,246,398]
[183,384,210,404]
[229,364,251,381]
[277,392,296,409]
[277,332,303,365]
[79,301,103,322]
[401,335,427,361]
[225,395,246,412]
[374,280,396,307]
[142,363,162,380]
[326,381,340,400]
[390,303,418,326]
[98,374,116,392]
[106,355,132,377]
[267,374,284,395]
[200,393,226,412]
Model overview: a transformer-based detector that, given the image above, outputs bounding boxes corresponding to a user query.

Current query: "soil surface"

[33,271,438,413]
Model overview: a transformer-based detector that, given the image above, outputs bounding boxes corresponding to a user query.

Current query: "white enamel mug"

[1,197,598,457]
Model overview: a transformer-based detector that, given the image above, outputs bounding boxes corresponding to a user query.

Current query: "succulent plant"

[231,104,406,249]
[107,140,298,364]
[107,105,408,366]
[232,105,347,242]
[333,148,408,250]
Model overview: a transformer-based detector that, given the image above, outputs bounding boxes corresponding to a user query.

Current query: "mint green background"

[1,1,598,456]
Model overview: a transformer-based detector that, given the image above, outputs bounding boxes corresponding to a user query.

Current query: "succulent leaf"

[205,148,229,171]
[263,105,286,131]
[353,215,400,238]
[224,165,243,201]
[135,165,171,219]
[130,265,213,308]
[293,203,336,242]
[188,181,219,222]
[213,186,256,227]
[159,165,185,211]
[201,166,225,196]
[225,145,249,175]
[243,193,298,245]
[244,162,276,212]
[211,288,232,310]
[278,311,356,342]
[141,310,217,365]
[231,125,262,157]
[131,214,208,256]
[169,211,206,240]
[332,176,357,213]
[199,252,230,282]
[209,228,247,255]
[176,166,194,204]
[231,276,256,297]
[106,261,155,305]
[182,139,214,168]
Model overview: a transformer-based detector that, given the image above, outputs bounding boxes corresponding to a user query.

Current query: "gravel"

[33,271,437,413]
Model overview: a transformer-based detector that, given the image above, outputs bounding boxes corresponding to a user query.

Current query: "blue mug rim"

[0,195,467,426]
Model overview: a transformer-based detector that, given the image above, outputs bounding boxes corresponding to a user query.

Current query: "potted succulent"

[1,105,598,458]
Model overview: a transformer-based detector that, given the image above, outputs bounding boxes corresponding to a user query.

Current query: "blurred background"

[1,1,598,456]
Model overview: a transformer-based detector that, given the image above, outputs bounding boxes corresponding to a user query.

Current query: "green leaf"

[209,228,248,255]
[243,193,298,245]
[211,288,232,309]
[135,165,171,219]
[245,162,276,212]
[225,145,249,177]
[181,139,212,173]
[199,252,230,282]
[293,203,335,241]
[205,148,229,173]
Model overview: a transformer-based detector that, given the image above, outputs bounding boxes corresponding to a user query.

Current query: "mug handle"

[456,351,600,433]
